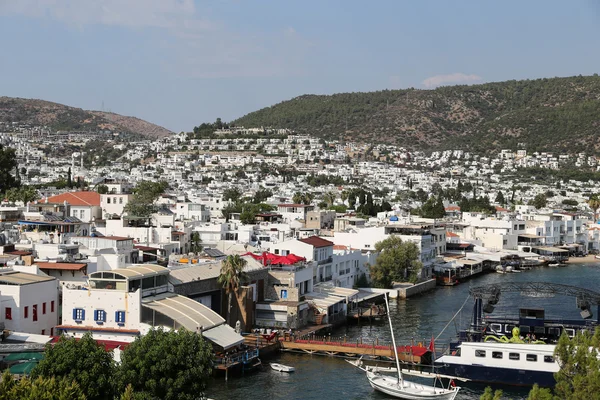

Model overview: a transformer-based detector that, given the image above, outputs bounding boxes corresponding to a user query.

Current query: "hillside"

[233,75,600,153]
[0,97,173,139]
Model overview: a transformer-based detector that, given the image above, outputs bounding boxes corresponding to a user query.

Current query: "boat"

[435,282,600,387]
[270,363,295,373]
[355,295,460,399]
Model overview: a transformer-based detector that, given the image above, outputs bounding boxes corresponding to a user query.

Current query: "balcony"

[317,256,333,265]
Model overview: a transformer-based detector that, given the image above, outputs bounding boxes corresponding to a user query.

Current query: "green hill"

[233,75,600,153]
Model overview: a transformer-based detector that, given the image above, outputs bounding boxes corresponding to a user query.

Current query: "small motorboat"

[270,363,295,373]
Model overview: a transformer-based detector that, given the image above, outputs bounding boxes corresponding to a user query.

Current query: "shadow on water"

[207,263,600,400]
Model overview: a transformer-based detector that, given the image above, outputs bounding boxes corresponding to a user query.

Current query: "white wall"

[0,278,59,335]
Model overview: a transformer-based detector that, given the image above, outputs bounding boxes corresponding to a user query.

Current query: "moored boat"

[270,363,295,373]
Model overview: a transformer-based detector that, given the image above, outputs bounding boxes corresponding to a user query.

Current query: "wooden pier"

[279,334,430,364]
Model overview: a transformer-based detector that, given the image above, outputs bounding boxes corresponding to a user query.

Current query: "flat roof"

[518,234,544,239]
[535,246,569,253]
[0,272,55,285]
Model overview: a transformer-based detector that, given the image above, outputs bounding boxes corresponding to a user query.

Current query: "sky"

[1,0,599,133]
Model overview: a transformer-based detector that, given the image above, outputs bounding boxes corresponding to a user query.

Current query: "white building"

[0,270,59,336]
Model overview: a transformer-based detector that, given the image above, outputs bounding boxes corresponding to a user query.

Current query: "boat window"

[475,350,486,358]
[492,352,503,359]
[544,356,554,363]
[509,353,520,360]
[505,324,514,333]
[565,329,575,338]
[526,354,538,362]
[490,323,502,332]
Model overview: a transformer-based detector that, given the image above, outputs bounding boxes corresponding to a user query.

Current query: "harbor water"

[207,261,600,400]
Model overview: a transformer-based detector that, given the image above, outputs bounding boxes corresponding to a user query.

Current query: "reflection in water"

[208,263,600,400]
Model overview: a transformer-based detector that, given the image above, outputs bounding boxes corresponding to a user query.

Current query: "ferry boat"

[434,282,600,387]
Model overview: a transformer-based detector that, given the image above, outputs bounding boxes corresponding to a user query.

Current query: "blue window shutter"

[81,309,85,320]
[94,310,98,321]
[115,311,119,322]
[72,309,77,320]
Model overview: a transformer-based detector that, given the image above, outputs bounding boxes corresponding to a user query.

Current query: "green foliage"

[527,383,554,400]
[123,180,168,218]
[31,332,116,400]
[495,191,506,205]
[330,204,348,213]
[232,75,600,152]
[459,195,495,214]
[96,184,109,194]
[190,232,203,253]
[415,196,445,218]
[480,386,503,400]
[553,330,600,399]
[354,273,369,288]
[561,199,578,207]
[292,192,314,205]
[528,193,548,209]
[117,328,213,400]
[222,188,242,202]
[306,174,345,187]
[369,236,422,288]
[252,188,273,204]
[0,144,19,193]
[4,185,39,204]
[218,255,248,325]
[0,370,86,400]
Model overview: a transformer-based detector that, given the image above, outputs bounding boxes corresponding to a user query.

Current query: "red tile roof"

[495,206,510,212]
[102,236,132,241]
[36,262,87,271]
[445,206,461,211]
[333,245,358,251]
[446,232,459,238]
[299,236,334,248]
[45,191,101,207]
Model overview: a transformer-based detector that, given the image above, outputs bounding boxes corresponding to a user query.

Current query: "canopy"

[3,352,43,362]
[9,361,38,375]
[242,252,306,266]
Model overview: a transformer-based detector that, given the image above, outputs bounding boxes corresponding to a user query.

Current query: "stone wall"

[394,279,436,299]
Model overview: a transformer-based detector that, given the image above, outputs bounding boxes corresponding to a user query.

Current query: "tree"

[495,191,505,205]
[588,194,600,221]
[418,196,445,219]
[4,185,39,204]
[96,184,109,194]
[190,232,203,253]
[480,386,503,400]
[529,193,548,209]
[527,383,553,400]
[553,330,600,399]
[218,255,248,326]
[292,192,313,205]
[0,144,19,194]
[253,188,273,204]
[118,328,213,400]
[323,191,337,208]
[123,180,168,218]
[31,332,116,400]
[67,167,72,188]
[369,236,422,288]
[0,370,86,400]
[223,188,242,202]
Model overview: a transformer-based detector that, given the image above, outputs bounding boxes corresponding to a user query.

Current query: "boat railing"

[214,348,259,366]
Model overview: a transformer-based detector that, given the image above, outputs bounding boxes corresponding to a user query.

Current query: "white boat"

[358,295,460,400]
[270,363,295,373]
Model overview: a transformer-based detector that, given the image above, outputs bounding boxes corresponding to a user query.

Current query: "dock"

[279,334,430,364]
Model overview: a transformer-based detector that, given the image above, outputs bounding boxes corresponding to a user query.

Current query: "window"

[526,354,538,362]
[280,289,288,299]
[115,311,126,324]
[119,197,123,204]
[107,197,111,204]
[94,309,107,323]
[73,308,85,321]
[492,351,503,359]
[24,306,28,319]
[51,301,55,313]
[32,304,38,322]
[475,350,486,358]
[41,329,45,335]
[42,302,46,314]
[544,355,555,363]
[5,307,11,320]
[509,353,520,360]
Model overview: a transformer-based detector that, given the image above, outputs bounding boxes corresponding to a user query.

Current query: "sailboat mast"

[384,294,403,385]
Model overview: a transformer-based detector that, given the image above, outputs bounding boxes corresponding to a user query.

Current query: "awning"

[142,293,224,331]
[305,292,347,308]
[202,324,244,350]
[9,361,37,375]
[3,352,43,362]
[518,234,543,239]
[535,246,569,253]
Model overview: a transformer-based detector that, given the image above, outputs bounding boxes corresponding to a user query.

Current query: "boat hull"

[435,363,555,387]
[367,373,459,400]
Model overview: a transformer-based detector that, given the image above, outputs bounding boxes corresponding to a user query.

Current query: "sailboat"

[360,295,461,400]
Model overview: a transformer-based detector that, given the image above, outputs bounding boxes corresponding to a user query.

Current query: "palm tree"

[217,255,248,326]
[190,232,203,253]
[589,195,600,222]
[292,192,314,205]
[323,191,336,208]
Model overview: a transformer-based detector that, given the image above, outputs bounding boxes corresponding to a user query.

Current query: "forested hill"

[233,75,600,153]
[0,97,173,139]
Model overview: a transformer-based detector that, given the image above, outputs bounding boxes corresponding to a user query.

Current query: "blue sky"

[1,0,599,132]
